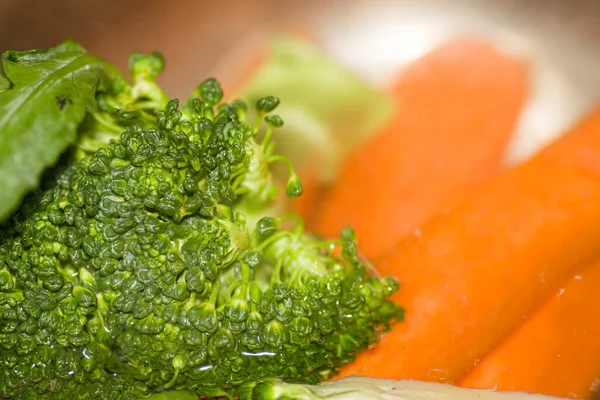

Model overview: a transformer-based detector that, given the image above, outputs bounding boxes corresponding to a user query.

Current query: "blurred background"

[1,0,600,163]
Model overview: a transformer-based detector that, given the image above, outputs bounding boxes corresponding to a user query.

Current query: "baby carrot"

[337,106,600,384]
[460,261,600,399]
[312,39,529,258]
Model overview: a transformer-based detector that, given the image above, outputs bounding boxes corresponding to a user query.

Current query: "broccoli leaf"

[0,74,10,93]
[0,40,102,221]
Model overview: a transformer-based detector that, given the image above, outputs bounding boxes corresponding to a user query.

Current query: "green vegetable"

[0,42,170,223]
[0,41,101,222]
[0,42,403,399]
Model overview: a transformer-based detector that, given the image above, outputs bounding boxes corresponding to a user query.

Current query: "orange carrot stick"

[336,106,600,384]
[460,261,600,399]
[312,39,529,258]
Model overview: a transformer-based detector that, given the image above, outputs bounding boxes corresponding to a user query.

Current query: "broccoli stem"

[266,155,303,199]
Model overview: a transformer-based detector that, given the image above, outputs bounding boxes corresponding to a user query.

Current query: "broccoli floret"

[73,52,170,160]
[0,77,403,399]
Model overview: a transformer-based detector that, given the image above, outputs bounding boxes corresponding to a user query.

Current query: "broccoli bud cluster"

[0,78,403,399]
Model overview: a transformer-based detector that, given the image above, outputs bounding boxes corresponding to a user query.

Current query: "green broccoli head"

[0,76,403,399]
[73,51,170,160]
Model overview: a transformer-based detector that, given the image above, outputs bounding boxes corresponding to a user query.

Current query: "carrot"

[311,39,529,258]
[460,261,600,399]
[336,106,600,383]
